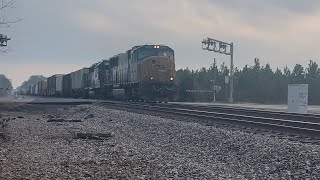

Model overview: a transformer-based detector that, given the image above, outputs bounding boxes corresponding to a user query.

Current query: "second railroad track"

[98,101,320,138]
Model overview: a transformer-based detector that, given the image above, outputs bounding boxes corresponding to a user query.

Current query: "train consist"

[26,44,177,101]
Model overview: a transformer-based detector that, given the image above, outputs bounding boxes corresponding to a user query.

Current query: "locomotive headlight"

[150,77,154,80]
[170,77,174,81]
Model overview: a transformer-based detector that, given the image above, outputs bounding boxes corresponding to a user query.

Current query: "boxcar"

[34,83,39,95]
[40,80,48,96]
[62,73,72,97]
[56,75,63,96]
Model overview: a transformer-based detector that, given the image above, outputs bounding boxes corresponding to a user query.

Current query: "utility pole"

[202,37,234,103]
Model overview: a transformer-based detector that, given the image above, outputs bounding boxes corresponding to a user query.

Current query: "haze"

[1,0,320,88]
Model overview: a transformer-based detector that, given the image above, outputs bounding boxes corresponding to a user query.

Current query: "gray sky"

[1,0,320,88]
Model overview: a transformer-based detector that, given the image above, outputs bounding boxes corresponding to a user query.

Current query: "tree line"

[176,59,320,105]
[18,75,46,91]
[0,74,12,97]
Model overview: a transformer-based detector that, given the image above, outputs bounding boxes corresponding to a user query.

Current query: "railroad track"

[99,101,320,138]
[153,103,320,123]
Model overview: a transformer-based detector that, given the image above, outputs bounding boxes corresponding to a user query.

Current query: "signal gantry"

[0,34,11,47]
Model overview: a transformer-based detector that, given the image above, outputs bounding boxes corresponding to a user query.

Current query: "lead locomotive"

[82,44,177,101]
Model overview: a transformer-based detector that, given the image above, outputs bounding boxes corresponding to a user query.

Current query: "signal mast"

[202,37,234,103]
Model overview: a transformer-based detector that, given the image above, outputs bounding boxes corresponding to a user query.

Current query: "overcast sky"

[1,0,320,88]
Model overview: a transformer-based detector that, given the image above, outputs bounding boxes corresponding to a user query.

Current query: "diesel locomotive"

[87,44,177,101]
[29,44,177,101]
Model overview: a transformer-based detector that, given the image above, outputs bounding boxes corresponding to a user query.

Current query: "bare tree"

[0,0,21,53]
[0,74,12,96]
[0,0,21,27]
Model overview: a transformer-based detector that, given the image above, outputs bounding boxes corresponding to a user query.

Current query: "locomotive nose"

[141,56,175,82]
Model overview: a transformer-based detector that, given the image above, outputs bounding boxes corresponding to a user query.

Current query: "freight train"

[27,44,177,101]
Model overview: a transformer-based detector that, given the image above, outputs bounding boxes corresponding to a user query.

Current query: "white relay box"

[287,84,308,114]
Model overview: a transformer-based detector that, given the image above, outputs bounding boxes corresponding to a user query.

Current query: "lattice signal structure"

[201,37,234,103]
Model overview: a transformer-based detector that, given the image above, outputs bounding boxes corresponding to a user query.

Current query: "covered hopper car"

[47,74,64,96]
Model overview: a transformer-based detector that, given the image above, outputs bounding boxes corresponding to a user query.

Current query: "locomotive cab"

[130,45,176,101]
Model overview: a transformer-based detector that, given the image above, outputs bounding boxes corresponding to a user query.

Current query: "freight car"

[31,85,35,95]
[40,80,48,96]
[34,83,39,95]
[62,73,72,97]
[47,74,64,96]
[71,68,90,98]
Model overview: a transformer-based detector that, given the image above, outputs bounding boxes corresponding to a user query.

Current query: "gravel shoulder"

[0,103,320,179]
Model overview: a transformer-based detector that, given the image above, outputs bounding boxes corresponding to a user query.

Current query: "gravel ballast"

[0,103,319,179]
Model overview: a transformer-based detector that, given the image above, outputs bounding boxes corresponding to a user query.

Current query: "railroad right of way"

[98,101,320,142]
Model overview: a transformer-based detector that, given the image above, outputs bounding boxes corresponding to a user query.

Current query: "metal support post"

[229,43,234,103]
[213,58,216,102]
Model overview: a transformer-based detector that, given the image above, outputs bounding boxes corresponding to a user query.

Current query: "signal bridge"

[0,34,11,47]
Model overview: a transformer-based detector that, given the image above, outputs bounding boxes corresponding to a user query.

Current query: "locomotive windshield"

[133,45,174,61]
